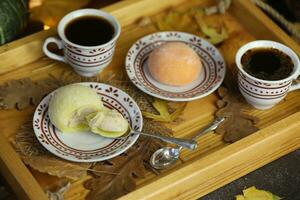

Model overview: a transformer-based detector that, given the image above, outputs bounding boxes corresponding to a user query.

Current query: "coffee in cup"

[43,9,121,77]
[236,40,300,110]
[65,16,114,46]
[241,47,294,81]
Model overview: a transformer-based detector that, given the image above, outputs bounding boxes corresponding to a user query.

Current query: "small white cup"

[43,9,121,77]
[236,40,300,110]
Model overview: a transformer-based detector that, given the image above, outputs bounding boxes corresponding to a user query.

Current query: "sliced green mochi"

[86,109,129,138]
[48,85,103,132]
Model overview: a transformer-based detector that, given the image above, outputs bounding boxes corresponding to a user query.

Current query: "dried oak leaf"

[46,182,71,200]
[22,154,91,181]
[0,78,43,109]
[84,139,154,200]
[152,9,201,35]
[194,11,228,45]
[0,78,61,110]
[14,122,48,156]
[143,99,186,123]
[0,71,101,110]
[14,121,91,180]
[215,86,259,142]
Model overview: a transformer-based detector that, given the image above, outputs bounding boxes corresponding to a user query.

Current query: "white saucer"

[125,31,226,101]
[33,82,143,162]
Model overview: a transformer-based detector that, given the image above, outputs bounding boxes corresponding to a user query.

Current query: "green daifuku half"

[48,85,104,132]
[86,108,129,138]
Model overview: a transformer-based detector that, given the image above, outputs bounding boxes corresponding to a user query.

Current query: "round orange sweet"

[148,42,202,86]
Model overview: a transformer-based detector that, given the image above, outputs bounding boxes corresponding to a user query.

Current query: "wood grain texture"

[121,110,300,199]
[0,0,300,199]
[230,0,300,54]
[0,133,48,200]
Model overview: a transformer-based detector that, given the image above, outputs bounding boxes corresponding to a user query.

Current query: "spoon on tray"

[119,127,198,150]
[149,117,225,169]
[88,111,197,150]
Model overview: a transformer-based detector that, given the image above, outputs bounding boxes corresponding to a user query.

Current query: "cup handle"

[43,37,66,63]
[290,80,300,91]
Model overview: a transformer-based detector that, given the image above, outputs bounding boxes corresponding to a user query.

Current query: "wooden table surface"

[1,0,299,199]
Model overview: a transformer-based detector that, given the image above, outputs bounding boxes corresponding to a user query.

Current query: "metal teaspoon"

[149,117,225,169]
[116,126,198,150]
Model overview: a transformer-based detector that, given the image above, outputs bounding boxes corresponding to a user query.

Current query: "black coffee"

[241,48,294,81]
[65,16,114,46]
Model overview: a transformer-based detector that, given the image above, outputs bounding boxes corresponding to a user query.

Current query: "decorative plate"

[33,82,143,162]
[125,31,226,101]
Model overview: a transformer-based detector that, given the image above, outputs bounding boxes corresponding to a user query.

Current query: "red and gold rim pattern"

[33,83,143,162]
[125,31,226,101]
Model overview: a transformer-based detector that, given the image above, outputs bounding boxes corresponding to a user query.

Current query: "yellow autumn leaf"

[194,11,228,45]
[142,99,186,122]
[235,186,282,200]
[30,0,90,27]
[201,24,228,45]
[236,195,246,200]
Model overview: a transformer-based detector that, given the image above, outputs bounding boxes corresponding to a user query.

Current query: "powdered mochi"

[48,85,103,132]
[148,42,202,86]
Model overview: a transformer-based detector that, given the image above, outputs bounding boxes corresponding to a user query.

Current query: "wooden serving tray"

[1,0,300,199]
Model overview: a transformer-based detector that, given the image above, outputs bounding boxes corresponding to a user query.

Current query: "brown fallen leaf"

[143,99,186,122]
[14,121,48,156]
[0,78,42,110]
[15,120,92,180]
[213,20,259,142]
[23,155,91,180]
[0,71,101,110]
[152,7,229,44]
[84,139,155,200]
[194,11,228,45]
[215,86,259,142]
[12,72,169,186]
[152,9,201,35]
[46,182,71,200]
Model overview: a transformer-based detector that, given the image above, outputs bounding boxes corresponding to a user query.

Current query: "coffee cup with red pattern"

[236,40,300,110]
[43,9,121,77]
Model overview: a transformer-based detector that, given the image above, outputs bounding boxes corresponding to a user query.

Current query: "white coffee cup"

[43,9,121,77]
[236,40,300,110]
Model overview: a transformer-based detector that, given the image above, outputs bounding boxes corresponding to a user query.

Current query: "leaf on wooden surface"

[14,121,47,156]
[0,77,62,110]
[137,17,152,27]
[215,86,259,142]
[0,78,41,110]
[152,7,229,43]
[194,11,228,45]
[142,99,186,122]
[15,120,91,180]
[84,138,159,200]
[152,10,201,35]
[46,182,71,200]
[0,71,101,110]
[235,186,282,200]
[23,154,91,180]
[215,26,257,142]
[10,71,170,198]
[30,0,90,27]
[82,76,170,199]
[204,0,232,15]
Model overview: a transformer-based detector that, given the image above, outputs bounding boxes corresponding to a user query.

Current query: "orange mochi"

[148,42,202,86]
